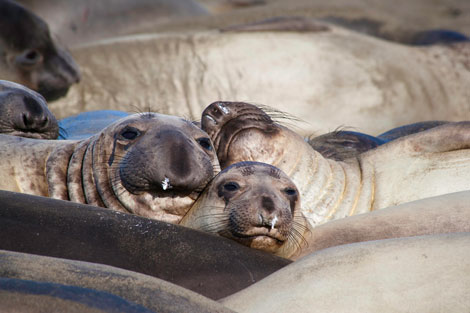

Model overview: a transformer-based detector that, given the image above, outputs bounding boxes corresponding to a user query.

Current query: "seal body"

[50,25,470,134]
[0,0,80,101]
[0,113,219,223]
[201,101,470,232]
[181,161,308,257]
[221,233,470,313]
[0,80,58,139]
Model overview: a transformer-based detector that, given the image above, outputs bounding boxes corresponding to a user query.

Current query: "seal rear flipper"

[220,16,330,33]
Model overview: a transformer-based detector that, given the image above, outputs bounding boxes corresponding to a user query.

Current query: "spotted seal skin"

[0,80,58,139]
[0,0,80,101]
[200,101,470,256]
[0,113,219,223]
[181,161,309,257]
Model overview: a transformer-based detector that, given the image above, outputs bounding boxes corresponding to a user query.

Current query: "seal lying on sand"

[0,80,58,139]
[0,112,219,223]
[201,101,470,229]
[49,22,470,134]
[0,0,80,101]
[221,233,470,313]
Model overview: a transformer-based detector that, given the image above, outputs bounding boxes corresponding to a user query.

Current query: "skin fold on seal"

[198,101,470,255]
[0,80,58,139]
[0,0,80,101]
[181,161,309,257]
[0,112,219,223]
[49,20,470,135]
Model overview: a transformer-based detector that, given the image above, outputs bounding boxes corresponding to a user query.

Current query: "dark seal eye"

[223,182,240,191]
[197,137,213,151]
[119,127,140,140]
[16,49,43,67]
[284,188,297,196]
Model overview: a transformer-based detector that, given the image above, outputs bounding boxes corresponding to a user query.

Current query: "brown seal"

[0,112,219,223]
[0,0,80,100]
[0,80,58,139]
[199,101,470,257]
[181,161,308,256]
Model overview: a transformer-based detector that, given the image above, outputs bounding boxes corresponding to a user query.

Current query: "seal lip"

[228,228,286,244]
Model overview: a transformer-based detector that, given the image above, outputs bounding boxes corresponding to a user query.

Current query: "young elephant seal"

[201,101,470,230]
[0,0,80,101]
[0,113,219,223]
[181,161,308,257]
[0,80,58,139]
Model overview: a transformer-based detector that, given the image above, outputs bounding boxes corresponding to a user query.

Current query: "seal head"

[182,161,306,256]
[0,0,80,101]
[0,80,58,139]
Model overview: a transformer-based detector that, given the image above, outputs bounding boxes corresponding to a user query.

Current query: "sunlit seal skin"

[181,161,309,257]
[201,101,470,236]
[0,80,58,139]
[221,233,470,313]
[0,113,219,223]
[49,21,470,135]
[0,0,80,101]
[18,0,209,48]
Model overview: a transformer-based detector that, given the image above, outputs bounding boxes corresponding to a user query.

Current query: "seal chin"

[37,85,70,102]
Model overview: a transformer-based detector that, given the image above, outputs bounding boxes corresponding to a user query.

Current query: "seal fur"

[0,112,219,223]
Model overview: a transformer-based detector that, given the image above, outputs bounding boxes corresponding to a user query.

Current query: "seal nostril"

[22,113,31,128]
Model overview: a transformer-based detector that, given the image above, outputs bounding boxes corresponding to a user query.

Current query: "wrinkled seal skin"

[0,80,58,139]
[0,113,219,223]
[181,161,308,257]
[201,101,470,257]
[0,0,80,101]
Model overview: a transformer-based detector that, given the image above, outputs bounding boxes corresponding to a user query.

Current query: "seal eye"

[223,182,240,191]
[119,127,140,140]
[197,137,213,151]
[16,49,43,68]
[284,188,297,196]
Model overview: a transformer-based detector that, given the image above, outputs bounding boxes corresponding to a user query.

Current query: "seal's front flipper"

[220,16,330,33]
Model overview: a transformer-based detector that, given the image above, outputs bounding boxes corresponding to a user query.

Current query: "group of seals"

[179,101,470,257]
[0,0,80,100]
[0,112,219,223]
[0,80,58,139]
[49,20,470,135]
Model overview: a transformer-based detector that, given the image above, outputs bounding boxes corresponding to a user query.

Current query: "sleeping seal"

[197,101,470,254]
[0,0,80,100]
[0,80,58,139]
[0,112,219,223]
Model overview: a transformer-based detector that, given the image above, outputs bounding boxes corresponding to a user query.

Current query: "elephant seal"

[49,23,470,135]
[0,112,219,223]
[221,233,470,313]
[0,80,58,139]
[201,101,470,240]
[181,161,308,257]
[0,0,80,101]
[0,190,290,299]
[0,250,235,312]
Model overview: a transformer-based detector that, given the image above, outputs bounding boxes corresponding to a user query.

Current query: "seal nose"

[18,95,52,132]
[258,196,282,230]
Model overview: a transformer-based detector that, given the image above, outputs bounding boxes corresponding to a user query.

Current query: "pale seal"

[0,0,80,100]
[221,233,470,313]
[0,112,219,223]
[200,101,470,253]
[181,161,307,257]
[0,80,58,139]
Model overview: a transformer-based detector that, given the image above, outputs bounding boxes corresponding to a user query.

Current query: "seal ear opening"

[15,49,43,69]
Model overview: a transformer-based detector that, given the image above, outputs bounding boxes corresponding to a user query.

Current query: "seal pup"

[0,0,80,101]
[0,80,58,139]
[181,161,309,257]
[201,101,470,228]
[0,112,219,223]
[221,233,470,313]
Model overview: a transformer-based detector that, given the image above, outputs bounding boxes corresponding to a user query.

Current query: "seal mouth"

[229,228,286,244]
